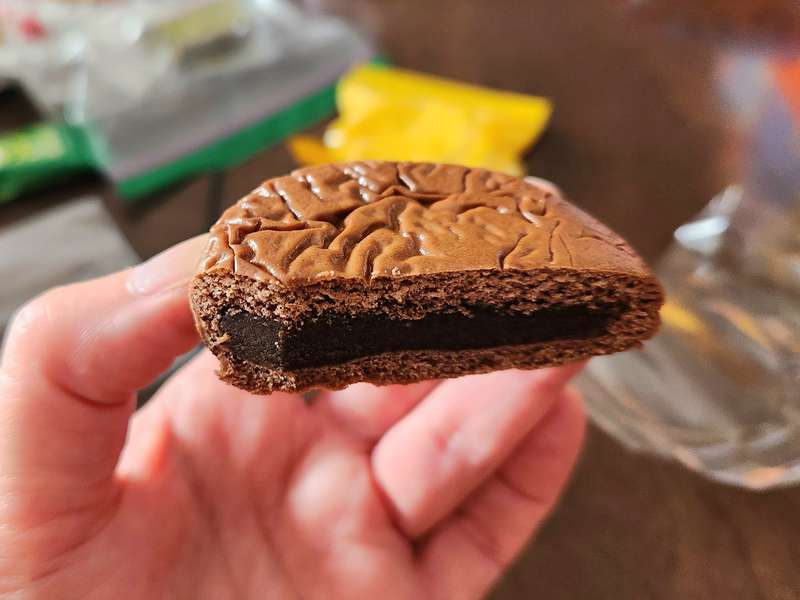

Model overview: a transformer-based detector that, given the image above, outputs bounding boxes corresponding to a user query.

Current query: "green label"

[0,123,94,203]
[0,125,67,167]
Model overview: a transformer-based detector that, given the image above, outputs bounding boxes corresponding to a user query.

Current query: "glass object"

[580,3,800,489]
[580,188,800,489]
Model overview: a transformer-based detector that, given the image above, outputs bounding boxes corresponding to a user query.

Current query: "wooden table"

[2,1,798,597]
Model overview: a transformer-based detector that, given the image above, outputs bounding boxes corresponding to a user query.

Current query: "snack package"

[0,123,92,203]
[289,64,553,176]
[0,0,372,202]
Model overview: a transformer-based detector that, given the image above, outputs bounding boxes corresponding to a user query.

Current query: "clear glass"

[580,187,800,489]
[580,5,800,489]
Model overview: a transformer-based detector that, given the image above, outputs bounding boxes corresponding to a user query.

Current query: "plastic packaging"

[0,123,93,202]
[289,63,552,176]
[0,0,372,200]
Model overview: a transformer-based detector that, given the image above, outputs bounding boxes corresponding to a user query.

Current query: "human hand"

[0,237,585,600]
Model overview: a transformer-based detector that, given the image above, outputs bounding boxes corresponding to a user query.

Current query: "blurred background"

[1,1,800,598]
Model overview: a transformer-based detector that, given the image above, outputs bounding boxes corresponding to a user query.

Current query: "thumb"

[0,236,205,531]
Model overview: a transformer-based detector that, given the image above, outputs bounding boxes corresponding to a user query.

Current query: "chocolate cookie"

[190,161,663,393]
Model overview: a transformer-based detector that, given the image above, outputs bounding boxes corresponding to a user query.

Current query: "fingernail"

[127,236,206,296]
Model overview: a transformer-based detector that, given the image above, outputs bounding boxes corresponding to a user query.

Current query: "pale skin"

[0,237,585,600]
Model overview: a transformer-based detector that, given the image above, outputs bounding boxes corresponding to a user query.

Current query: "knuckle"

[9,287,68,338]
[458,509,508,570]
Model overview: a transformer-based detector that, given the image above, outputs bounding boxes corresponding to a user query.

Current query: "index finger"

[0,236,205,529]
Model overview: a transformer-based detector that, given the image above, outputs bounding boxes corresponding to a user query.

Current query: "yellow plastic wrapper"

[288,64,552,175]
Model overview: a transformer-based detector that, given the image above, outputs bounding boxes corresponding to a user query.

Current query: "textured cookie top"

[198,161,647,287]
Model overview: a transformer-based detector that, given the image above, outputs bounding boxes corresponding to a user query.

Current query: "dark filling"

[220,305,619,370]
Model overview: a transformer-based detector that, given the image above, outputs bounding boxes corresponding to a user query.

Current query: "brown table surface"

[2,1,799,598]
